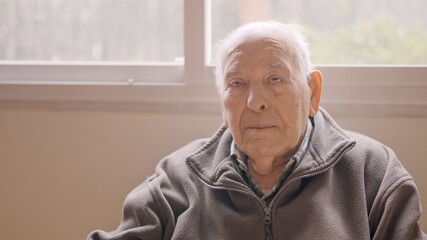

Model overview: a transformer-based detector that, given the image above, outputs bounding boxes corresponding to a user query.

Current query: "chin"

[245,143,280,157]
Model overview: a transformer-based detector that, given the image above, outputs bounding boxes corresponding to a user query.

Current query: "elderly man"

[88,22,426,239]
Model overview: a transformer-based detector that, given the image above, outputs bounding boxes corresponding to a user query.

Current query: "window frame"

[0,0,426,117]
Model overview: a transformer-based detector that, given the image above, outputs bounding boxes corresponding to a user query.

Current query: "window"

[0,0,426,116]
[211,0,427,65]
[0,0,184,84]
[0,0,183,63]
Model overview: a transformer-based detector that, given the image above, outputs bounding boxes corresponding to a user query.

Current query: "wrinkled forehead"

[223,37,293,73]
[226,34,290,57]
[230,36,288,55]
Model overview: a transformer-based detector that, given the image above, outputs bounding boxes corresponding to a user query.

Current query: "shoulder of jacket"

[339,130,413,189]
[152,137,210,179]
[342,130,411,179]
[343,130,395,162]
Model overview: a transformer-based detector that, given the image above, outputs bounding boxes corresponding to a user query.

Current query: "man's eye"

[229,80,244,87]
[270,76,283,84]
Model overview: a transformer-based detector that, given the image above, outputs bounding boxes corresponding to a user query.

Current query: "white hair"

[214,21,313,87]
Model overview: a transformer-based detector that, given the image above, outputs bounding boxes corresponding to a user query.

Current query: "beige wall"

[0,108,426,240]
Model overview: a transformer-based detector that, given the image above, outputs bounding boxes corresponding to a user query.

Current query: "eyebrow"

[224,61,292,77]
[270,60,294,76]
[223,59,241,78]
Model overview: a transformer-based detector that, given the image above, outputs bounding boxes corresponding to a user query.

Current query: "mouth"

[246,124,275,130]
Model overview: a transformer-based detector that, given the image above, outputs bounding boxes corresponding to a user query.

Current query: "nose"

[247,85,268,112]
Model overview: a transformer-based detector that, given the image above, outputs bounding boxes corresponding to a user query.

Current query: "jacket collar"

[289,108,356,179]
[186,108,356,187]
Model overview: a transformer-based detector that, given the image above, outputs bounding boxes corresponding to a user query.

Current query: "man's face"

[218,39,312,162]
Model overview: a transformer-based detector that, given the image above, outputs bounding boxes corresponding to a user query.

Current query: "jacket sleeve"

[371,173,426,239]
[369,148,427,240]
[86,180,175,240]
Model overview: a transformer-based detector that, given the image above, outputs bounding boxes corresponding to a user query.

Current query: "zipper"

[186,141,354,239]
[263,202,273,240]
[186,164,273,239]
[265,142,356,223]
[200,183,275,240]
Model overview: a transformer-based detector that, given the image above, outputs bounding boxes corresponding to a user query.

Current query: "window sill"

[0,66,426,117]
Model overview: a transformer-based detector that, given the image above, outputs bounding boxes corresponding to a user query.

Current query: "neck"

[247,157,288,193]
[248,157,286,176]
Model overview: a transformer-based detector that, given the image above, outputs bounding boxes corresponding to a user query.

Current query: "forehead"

[223,38,292,74]
[228,36,289,57]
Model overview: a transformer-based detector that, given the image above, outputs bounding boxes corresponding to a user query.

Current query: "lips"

[245,124,275,130]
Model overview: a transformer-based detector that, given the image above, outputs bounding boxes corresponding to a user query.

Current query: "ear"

[308,70,323,117]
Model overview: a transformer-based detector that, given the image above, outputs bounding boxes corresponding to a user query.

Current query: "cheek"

[291,95,310,125]
[287,84,311,112]
[222,97,246,139]
[222,97,240,122]
[275,89,310,129]
[219,98,228,125]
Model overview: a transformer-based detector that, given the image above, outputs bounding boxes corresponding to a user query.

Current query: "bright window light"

[211,0,427,65]
[0,0,184,63]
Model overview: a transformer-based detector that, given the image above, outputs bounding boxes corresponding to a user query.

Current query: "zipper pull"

[264,206,273,239]
[264,206,271,225]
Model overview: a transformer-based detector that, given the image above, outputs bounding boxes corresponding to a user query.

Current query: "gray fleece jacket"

[88,109,426,240]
